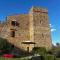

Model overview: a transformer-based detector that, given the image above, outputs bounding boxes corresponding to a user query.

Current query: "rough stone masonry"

[0,7,52,52]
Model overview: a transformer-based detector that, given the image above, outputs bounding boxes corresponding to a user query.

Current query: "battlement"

[29,6,48,13]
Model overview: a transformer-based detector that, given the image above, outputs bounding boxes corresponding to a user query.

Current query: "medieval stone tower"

[0,7,52,52]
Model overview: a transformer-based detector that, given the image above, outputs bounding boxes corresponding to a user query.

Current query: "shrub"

[0,37,13,54]
[43,55,56,60]
[32,47,47,55]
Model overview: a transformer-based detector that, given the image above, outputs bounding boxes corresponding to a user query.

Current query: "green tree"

[0,37,12,53]
[56,43,60,47]
[32,47,47,55]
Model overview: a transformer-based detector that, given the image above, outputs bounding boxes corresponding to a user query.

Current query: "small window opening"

[11,21,17,26]
[40,20,42,23]
[11,21,19,26]
[11,31,15,37]
[42,33,44,37]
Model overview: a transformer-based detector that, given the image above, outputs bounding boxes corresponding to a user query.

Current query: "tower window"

[11,31,15,37]
[42,33,44,37]
[11,21,17,26]
[11,21,19,26]
[40,20,42,23]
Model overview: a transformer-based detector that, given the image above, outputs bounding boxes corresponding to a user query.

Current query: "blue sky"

[48,0,60,45]
[0,0,59,45]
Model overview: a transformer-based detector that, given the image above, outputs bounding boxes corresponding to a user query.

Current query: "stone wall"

[0,7,52,52]
[31,7,52,50]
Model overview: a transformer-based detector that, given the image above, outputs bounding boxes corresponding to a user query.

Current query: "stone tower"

[29,7,52,50]
[0,7,52,52]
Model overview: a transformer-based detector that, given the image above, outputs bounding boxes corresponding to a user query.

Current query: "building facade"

[0,7,52,52]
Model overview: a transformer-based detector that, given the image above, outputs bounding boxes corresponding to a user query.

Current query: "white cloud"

[49,24,51,26]
[49,24,53,27]
[49,24,56,32]
[51,29,56,32]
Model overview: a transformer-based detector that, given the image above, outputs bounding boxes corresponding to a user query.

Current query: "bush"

[43,55,56,60]
[0,37,13,54]
[48,46,60,58]
[32,47,47,55]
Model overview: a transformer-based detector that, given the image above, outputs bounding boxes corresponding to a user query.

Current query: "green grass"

[0,57,29,60]
[56,58,60,60]
[0,57,60,60]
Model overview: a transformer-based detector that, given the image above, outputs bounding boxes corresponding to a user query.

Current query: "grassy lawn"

[0,56,60,60]
[0,57,29,60]
[56,58,60,60]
